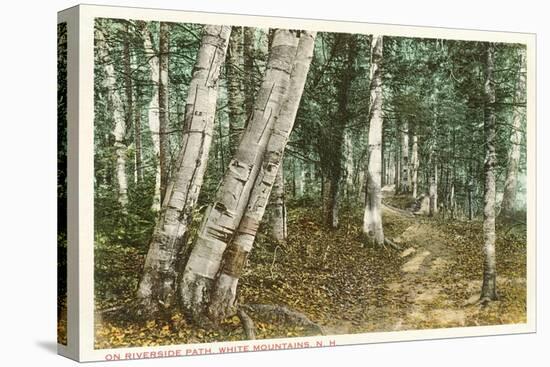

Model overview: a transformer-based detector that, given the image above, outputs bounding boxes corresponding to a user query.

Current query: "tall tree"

[158,21,171,203]
[207,31,316,322]
[411,133,419,198]
[243,27,256,118]
[136,25,231,316]
[96,27,128,207]
[400,119,410,193]
[480,43,498,303]
[270,166,287,242]
[140,22,162,211]
[362,35,385,246]
[134,87,143,183]
[500,47,526,219]
[227,27,246,155]
[179,29,300,321]
[324,34,358,228]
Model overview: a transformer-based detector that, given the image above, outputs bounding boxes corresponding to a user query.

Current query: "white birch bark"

[141,23,162,211]
[96,28,128,207]
[500,48,526,218]
[158,22,171,204]
[136,25,231,315]
[362,35,385,246]
[206,31,316,322]
[179,30,300,322]
[227,27,246,156]
[481,43,498,302]
[401,120,410,193]
[411,134,419,198]
[270,165,287,242]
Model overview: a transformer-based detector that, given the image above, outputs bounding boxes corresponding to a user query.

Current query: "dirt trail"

[323,187,472,335]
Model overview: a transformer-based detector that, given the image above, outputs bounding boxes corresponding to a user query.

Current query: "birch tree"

[400,119,410,193]
[411,133,419,198]
[96,27,128,207]
[140,22,162,210]
[500,48,526,219]
[179,29,300,321]
[206,31,316,322]
[158,22,171,203]
[270,166,287,242]
[362,35,385,246]
[227,27,246,155]
[136,25,231,316]
[480,43,498,303]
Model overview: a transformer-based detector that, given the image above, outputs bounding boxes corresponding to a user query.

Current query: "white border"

[59,4,536,362]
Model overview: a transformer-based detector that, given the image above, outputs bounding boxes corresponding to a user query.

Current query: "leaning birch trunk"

[141,22,162,211]
[411,134,419,199]
[158,22,171,203]
[227,27,246,156]
[179,30,300,322]
[400,120,410,193]
[500,48,526,219]
[480,43,498,303]
[270,165,287,242]
[362,35,384,246]
[96,28,128,208]
[136,25,231,316]
[206,31,316,322]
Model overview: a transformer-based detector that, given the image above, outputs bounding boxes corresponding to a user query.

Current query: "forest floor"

[92,186,527,348]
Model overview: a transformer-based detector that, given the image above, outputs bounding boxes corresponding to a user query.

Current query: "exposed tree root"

[241,304,324,335]
[384,237,402,251]
[237,307,256,340]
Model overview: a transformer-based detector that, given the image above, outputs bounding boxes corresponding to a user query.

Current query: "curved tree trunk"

[206,31,316,323]
[362,35,385,246]
[179,29,300,322]
[480,43,498,302]
[500,48,526,219]
[136,25,231,317]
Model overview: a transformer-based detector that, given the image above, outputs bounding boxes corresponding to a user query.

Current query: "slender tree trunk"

[136,25,231,316]
[206,31,316,322]
[500,48,526,219]
[362,35,384,246]
[344,132,355,197]
[411,134,419,198]
[227,27,246,156]
[394,127,401,194]
[243,27,255,119]
[270,165,287,242]
[158,22,171,204]
[179,30,300,321]
[141,22,162,211]
[480,43,498,302]
[96,28,128,208]
[468,178,474,220]
[134,90,143,183]
[429,164,438,216]
[401,119,410,193]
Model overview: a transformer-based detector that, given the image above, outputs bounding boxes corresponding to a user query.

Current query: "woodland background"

[57,17,527,348]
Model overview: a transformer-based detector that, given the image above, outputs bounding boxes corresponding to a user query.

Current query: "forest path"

[322,186,475,335]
